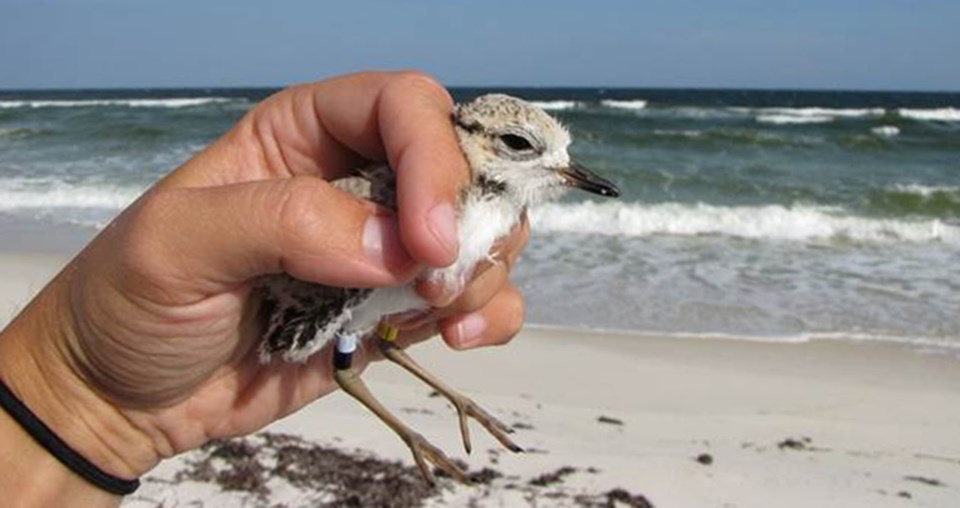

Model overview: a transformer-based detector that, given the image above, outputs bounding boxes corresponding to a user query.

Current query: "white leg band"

[336,333,359,354]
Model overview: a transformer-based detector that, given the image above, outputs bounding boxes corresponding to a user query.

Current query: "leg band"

[376,321,400,342]
[333,333,358,370]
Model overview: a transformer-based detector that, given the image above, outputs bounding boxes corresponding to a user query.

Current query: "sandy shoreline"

[1,253,958,507]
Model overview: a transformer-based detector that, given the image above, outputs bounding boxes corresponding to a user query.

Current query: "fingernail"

[427,203,458,260]
[363,214,403,270]
[455,313,487,347]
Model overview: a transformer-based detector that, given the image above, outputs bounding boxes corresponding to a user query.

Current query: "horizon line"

[1,84,959,95]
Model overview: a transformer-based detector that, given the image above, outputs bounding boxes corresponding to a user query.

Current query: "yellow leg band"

[377,321,400,343]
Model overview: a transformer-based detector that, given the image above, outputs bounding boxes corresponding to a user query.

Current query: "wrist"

[0,400,119,507]
[0,270,161,484]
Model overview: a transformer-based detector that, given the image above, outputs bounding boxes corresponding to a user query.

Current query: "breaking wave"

[531,201,960,244]
[747,107,885,125]
[0,179,145,227]
[898,108,960,122]
[756,114,834,125]
[871,125,900,137]
[529,100,580,111]
[600,99,648,110]
[0,97,243,109]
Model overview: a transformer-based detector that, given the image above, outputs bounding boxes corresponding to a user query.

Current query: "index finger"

[376,72,469,268]
[167,71,468,268]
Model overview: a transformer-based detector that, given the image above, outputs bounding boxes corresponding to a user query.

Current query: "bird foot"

[334,365,470,485]
[450,394,522,455]
[335,330,523,485]
[403,430,468,485]
[377,337,523,455]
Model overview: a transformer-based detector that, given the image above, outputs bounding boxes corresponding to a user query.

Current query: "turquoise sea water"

[1,87,958,348]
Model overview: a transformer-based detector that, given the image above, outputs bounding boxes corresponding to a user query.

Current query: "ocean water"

[1,87,959,349]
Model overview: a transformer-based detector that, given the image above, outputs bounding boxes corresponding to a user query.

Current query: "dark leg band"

[333,349,353,370]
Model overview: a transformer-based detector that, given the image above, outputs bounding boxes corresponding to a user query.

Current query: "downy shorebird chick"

[258,94,620,483]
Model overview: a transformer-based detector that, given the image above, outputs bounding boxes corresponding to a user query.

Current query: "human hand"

[0,72,528,489]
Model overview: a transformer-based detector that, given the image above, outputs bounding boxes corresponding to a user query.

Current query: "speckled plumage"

[258,94,618,363]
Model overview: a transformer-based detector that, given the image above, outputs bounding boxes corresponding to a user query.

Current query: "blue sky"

[1,0,958,90]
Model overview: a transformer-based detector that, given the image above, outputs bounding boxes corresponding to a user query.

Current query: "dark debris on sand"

[174,439,271,498]
[597,415,625,426]
[695,453,714,466]
[529,466,577,487]
[904,475,945,487]
[169,431,656,508]
[175,432,435,507]
[574,488,656,508]
[778,436,811,450]
[777,436,830,452]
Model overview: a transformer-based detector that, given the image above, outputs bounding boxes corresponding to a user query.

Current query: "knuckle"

[276,177,331,250]
[123,189,180,258]
[115,189,188,288]
[460,268,506,312]
[457,289,488,314]
[133,188,178,225]
[414,278,445,304]
[391,71,452,106]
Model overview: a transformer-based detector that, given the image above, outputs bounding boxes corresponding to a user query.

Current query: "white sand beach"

[2,253,958,508]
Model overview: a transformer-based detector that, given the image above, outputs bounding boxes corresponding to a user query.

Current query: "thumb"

[115,176,420,300]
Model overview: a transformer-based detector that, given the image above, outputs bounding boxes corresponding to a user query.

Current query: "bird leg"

[375,322,522,455]
[332,333,467,484]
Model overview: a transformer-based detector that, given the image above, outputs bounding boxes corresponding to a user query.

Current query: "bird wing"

[332,163,397,210]
[258,163,395,362]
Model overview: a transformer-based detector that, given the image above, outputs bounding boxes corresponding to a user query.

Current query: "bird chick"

[258,94,619,483]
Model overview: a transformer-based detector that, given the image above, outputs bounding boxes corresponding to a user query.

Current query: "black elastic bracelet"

[0,376,140,495]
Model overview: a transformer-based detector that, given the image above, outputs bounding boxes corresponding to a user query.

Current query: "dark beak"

[558,161,621,198]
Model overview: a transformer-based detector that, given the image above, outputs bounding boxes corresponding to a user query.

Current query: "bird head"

[453,94,620,207]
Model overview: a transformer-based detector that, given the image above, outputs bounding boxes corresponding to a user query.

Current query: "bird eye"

[499,133,534,151]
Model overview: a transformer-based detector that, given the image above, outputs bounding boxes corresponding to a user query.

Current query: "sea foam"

[529,100,579,111]
[739,107,884,125]
[0,98,241,109]
[871,125,900,137]
[600,99,648,110]
[0,179,144,227]
[757,114,834,125]
[898,108,960,122]
[530,201,960,245]
[750,107,886,117]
